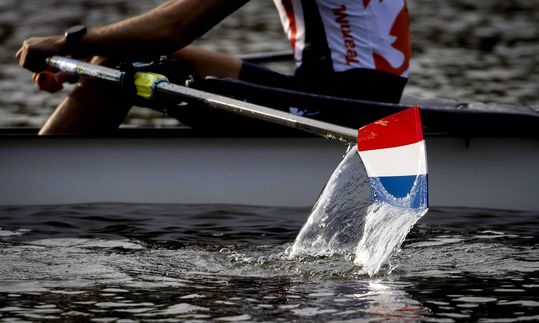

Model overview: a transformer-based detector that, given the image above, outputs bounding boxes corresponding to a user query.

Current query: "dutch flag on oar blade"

[357,107,428,210]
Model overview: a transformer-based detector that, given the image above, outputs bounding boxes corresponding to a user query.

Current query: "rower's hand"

[16,35,66,73]
[32,70,74,93]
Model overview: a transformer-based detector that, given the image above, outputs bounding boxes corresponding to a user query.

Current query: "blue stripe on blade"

[369,174,429,209]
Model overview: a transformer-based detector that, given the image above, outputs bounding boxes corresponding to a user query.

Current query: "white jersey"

[273,0,411,78]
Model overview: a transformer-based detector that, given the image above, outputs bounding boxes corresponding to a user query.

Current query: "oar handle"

[46,56,126,86]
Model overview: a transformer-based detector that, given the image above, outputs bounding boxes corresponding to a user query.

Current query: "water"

[355,205,427,276]
[0,203,537,321]
[289,148,373,259]
[0,0,538,127]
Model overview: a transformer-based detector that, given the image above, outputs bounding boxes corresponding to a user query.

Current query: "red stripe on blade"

[357,106,424,152]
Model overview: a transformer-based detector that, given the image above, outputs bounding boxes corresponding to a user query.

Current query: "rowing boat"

[1,56,538,212]
[1,96,538,211]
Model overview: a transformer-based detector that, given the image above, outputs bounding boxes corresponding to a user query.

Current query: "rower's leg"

[168,46,243,79]
[39,56,132,135]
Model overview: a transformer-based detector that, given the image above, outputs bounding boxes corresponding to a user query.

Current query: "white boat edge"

[1,131,538,212]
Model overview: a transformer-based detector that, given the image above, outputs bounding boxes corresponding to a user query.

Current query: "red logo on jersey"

[365,0,411,76]
[333,5,359,65]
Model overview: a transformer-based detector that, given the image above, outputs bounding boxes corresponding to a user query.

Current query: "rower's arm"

[16,0,249,72]
[80,0,249,58]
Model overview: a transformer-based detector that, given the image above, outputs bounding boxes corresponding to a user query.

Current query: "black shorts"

[161,60,408,131]
[239,62,407,104]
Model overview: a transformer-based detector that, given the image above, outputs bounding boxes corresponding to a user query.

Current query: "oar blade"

[357,106,428,209]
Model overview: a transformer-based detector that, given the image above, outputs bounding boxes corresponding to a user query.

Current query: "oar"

[46,56,428,209]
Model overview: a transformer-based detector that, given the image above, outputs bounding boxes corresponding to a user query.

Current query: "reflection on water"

[0,0,538,127]
[0,203,538,321]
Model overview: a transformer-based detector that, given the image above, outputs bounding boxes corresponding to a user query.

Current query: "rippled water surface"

[0,203,538,322]
[1,0,538,127]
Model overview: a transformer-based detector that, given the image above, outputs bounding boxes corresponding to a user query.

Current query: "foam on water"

[288,147,428,276]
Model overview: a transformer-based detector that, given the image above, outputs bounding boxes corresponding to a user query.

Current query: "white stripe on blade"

[357,141,427,177]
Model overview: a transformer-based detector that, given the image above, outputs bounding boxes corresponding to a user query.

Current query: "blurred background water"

[0,0,538,127]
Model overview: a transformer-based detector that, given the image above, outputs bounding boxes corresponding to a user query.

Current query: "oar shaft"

[156,82,357,143]
[46,56,357,143]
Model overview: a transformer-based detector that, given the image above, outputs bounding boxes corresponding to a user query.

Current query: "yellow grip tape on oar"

[134,71,169,99]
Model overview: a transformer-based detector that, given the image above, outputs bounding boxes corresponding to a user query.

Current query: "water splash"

[288,147,428,276]
[287,147,372,258]
[355,204,427,276]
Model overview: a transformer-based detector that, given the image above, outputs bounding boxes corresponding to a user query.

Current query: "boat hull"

[1,132,538,211]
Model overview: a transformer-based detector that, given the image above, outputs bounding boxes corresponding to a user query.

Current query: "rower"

[16,0,411,135]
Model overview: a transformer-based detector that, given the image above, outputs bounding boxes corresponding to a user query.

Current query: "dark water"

[0,0,538,127]
[0,203,538,322]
